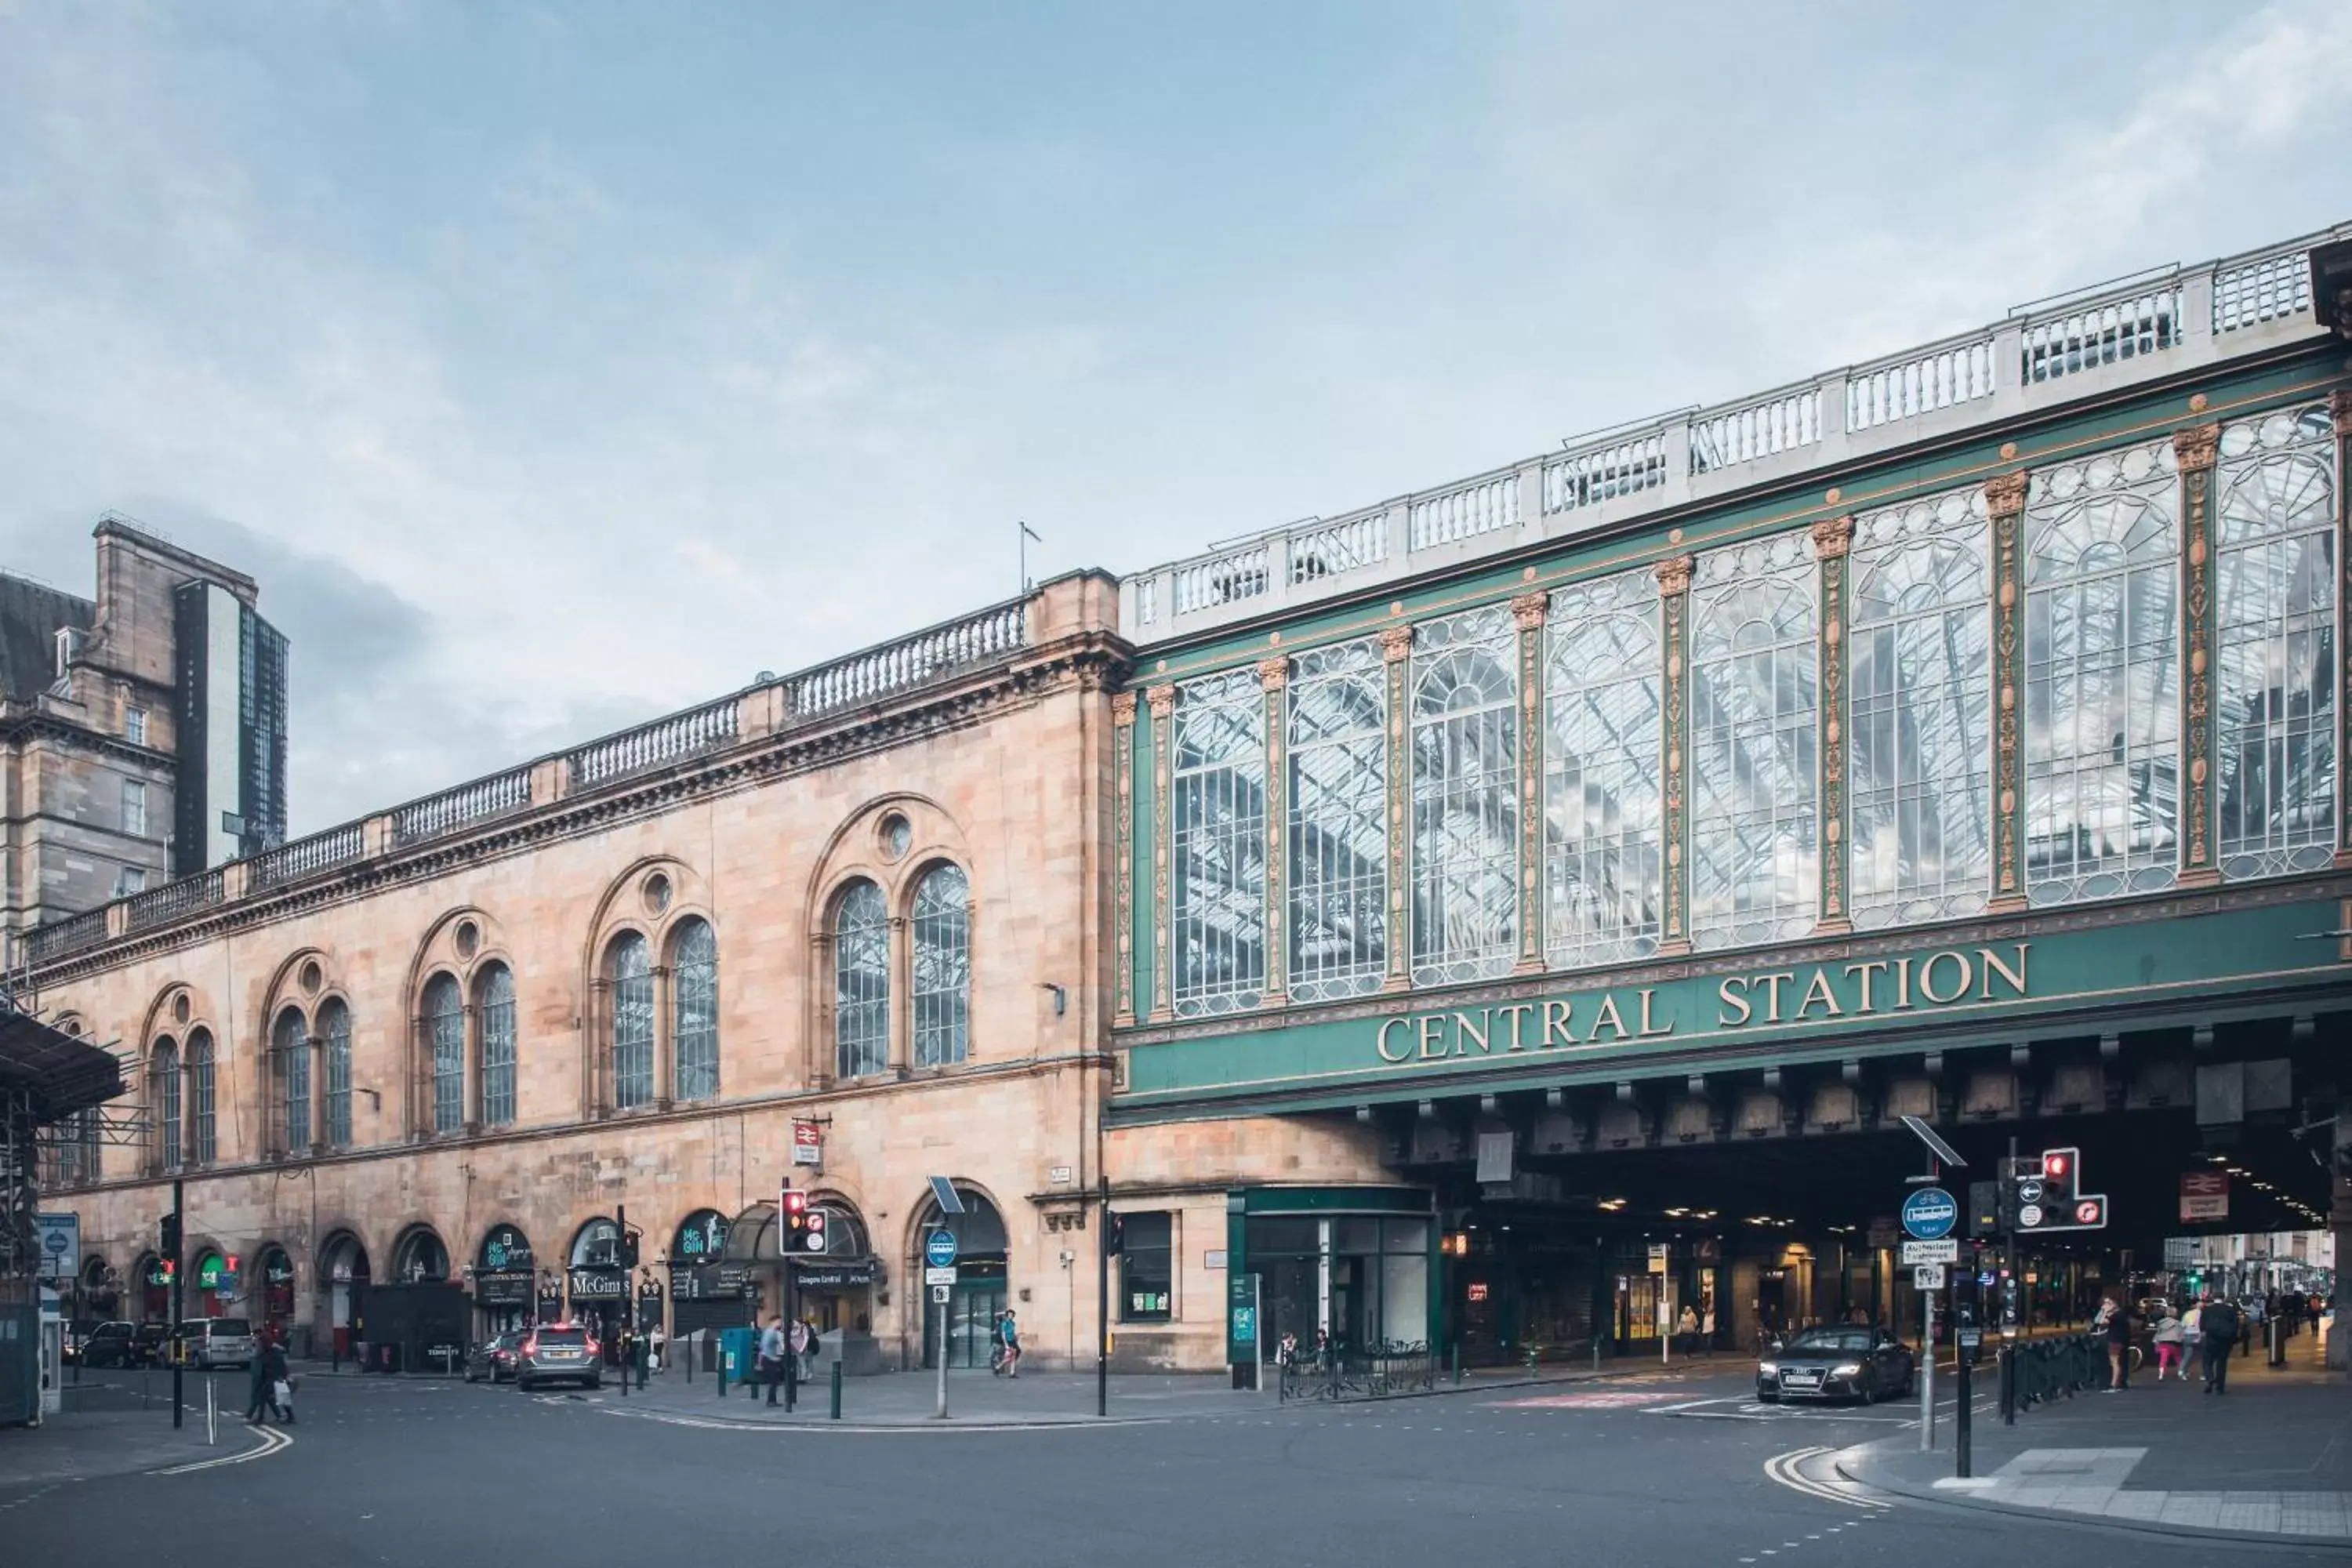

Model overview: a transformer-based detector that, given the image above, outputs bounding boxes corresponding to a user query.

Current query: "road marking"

[1762,1446,1890,1512]
[153,1422,293,1475]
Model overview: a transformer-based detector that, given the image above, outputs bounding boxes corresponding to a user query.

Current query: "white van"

[179,1317,258,1370]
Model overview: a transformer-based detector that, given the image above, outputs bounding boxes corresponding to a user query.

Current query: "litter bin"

[719,1327,758,1391]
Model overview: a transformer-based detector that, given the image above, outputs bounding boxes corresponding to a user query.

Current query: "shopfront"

[472,1223,535,1336]
[670,1208,755,1340]
[1222,1189,1438,1364]
[568,1217,628,1361]
[256,1246,296,1341]
[319,1232,369,1357]
[191,1250,238,1318]
[136,1252,169,1323]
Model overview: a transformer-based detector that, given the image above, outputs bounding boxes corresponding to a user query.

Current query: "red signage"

[2180,1171,2228,1223]
[791,1119,822,1167]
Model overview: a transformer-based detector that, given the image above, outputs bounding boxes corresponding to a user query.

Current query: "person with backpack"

[2198,1294,2240,1395]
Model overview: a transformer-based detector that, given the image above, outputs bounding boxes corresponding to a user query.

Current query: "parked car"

[129,1322,172,1367]
[178,1317,259,1370]
[1757,1325,1915,1404]
[70,1319,136,1367]
[514,1323,601,1392]
[466,1330,523,1384]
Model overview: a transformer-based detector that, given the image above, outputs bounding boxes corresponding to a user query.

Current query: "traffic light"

[1968,1180,2001,1238]
[160,1214,180,1256]
[619,1232,640,1269]
[802,1207,828,1254]
[2015,1147,2107,1232]
[780,1185,823,1252]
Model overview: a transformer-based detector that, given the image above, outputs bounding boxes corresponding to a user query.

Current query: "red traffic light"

[2043,1152,2070,1180]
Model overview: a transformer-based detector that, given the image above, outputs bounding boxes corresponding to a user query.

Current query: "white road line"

[1762,1446,1890,1512]
[153,1422,293,1475]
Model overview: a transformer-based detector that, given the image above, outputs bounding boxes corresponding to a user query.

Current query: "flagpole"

[1019,521,1041,593]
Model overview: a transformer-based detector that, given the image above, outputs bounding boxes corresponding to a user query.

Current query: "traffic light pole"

[169,1177,184,1429]
[1096,1183,1109,1418]
[783,1256,797,1413]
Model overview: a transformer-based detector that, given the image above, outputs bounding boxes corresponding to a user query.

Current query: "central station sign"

[1373,943,2031,1065]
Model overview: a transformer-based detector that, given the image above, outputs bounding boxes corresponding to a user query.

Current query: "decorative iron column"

[2174,423,2222,888]
[2336,390,2352,869]
[1512,590,1551,972]
[1379,625,1414,992]
[1810,517,1854,936]
[1258,656,1291,1005]
[1986,470,2031,913]
[1111,691,1138,1025]
[1653,557,1695,956]
[1145,684,1178,1022]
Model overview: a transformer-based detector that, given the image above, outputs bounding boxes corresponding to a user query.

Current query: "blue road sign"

[924,1229,958,1269]
[1901,1187,1958,1241]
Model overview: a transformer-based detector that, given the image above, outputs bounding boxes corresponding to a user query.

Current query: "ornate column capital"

[1378,625,1414,662]
[1509,590,1551,630]
[1256,656,1291,691]
[1653,555,1694,597]
[2172,423,2220,471]
[1808,516,1854,560]
[1984,470,2030,518]
[1110,691,1138,725]
[1144,684,1176,720]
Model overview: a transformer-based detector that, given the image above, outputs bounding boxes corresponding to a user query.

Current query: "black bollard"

[830,1359,843,1421]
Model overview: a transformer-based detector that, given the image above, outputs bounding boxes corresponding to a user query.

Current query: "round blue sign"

[1901,1187,1958,1240]
[924,1229,958,1268]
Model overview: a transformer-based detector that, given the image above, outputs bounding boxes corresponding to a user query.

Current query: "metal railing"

[246,821,367,891]
[790,597,1028,717]
[569,695,739,787]
[391,767,533,848]
[1276,1341,1438,1403]
[1287,506,1388,584]
[1998,1331,2104,1415]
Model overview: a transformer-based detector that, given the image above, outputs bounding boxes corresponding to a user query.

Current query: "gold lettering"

[1717,977,1752,1027]
[1978,942,2028,1000]
[1795,969,1843,1021]
[1542,1000,1577,1047]
[1417,1017,1448,1060]
[1495,1003,1534,1051]
[1455,1009,1493,1054]
[1893,956,1914,1009]
[1590,995,1628,1042]
[1920,949,1972,1005]
[1846,960,1889,1013]
[1637,989,1672,1037]
[1759,971,1798,1024]
[1377,1018,1413,1063]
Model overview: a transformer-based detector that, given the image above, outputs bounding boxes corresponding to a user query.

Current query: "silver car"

[179,1316,259,1370]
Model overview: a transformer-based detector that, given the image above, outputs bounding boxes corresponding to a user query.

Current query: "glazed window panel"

[1171,668,1267,1015]
[671,919,720,1098]
[187,1028,216,1165]
[2024,438,2180,905]
[1543,570,1662,969]
[477,964,517,1125]
[912,865,971,1067]
[426,973,465,1131]
[1690,535,1819,949]
[2216,404,2338,879]
[273,1007,310,1152]
[833,880,891,1079]
[321,1000,352,1148]
[154,1039,180,1171]
[1411,606,1520,985]
[608,933,655,1108]
[1287,639,1388,1001]
[1849,491,1992,927]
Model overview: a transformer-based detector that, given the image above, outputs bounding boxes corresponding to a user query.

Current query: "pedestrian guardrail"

[1997,1331,2103,1417]
[1277,1342,1437,1403]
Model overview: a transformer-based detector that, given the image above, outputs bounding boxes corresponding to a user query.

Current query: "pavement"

[0,1367,278,1503]
[1840,1327,2351,1547]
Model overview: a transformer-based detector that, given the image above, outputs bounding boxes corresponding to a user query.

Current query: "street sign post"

[1901,1188,1958,1240]
[1912,1264,1947,1291]
[1900,1238,1959,1265]
[34,1214,77,1282]
[924,1266,958,1287]
[924,1230,959,1269]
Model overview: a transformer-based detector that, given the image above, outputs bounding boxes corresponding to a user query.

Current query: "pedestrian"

[244,1330,276,1423]
[759,1314,788,1406]
[788,1317,811,1385]
[2198,1294,2239,1395]
[1676,1303,1699,1356]
[648,1323,666,1376]
[251,1333,292,1423]
[2098,1295,2132,1391]
[992,1308,1022,1377]
[800,1317,821,1382]
[1700,1301,1715,1358]
[2151,1305,2184,1381]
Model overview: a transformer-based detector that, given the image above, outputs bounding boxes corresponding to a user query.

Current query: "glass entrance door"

[924,1281,1007,1368]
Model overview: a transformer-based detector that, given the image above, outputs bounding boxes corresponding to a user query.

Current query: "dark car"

[129,1322,172,1367]
[466,1330,523,1384]
[1758,1325,1915,1404]
[72,1320,138,1367]
[514,1323,601,1392]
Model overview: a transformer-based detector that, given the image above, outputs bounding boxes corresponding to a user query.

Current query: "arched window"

[671,918,719,1100]
[608,932,654,1109]
[2024,437,2180,903]
[425,974,464,1133]
[2216,404,2337,879]
[912,865,970,1067]
[1287,639,1388,1000]
[833,880,889,1079]
[272,1006,310,1153]
[1543,569,1663,968]
[152,1037,180,1171]
[1171,668,1266,1014]
[187,1028,216,1165]
[1411,607,1521,984]
[1690,535,1819,949]
[320,1000,353,1149]
[477,964,517,1126]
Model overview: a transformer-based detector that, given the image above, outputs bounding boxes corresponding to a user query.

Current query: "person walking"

[648,1323,666,1376]
[1676,1303,1699,1357]
[2151,1305,2185,1381]
[800,1317,822,1382]
[2098,1295,2133,1391]
[759,1315,789,1406]
[992,1308,1022,1377]
[788,1317,811,1385]
[2198,1294,2240,1395]
[244,1330,277,1423]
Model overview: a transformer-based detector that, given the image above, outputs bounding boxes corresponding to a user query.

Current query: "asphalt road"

[5,1362,2340,1566]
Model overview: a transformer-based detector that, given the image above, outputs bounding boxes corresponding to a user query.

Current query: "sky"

[2,1,2350,834]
